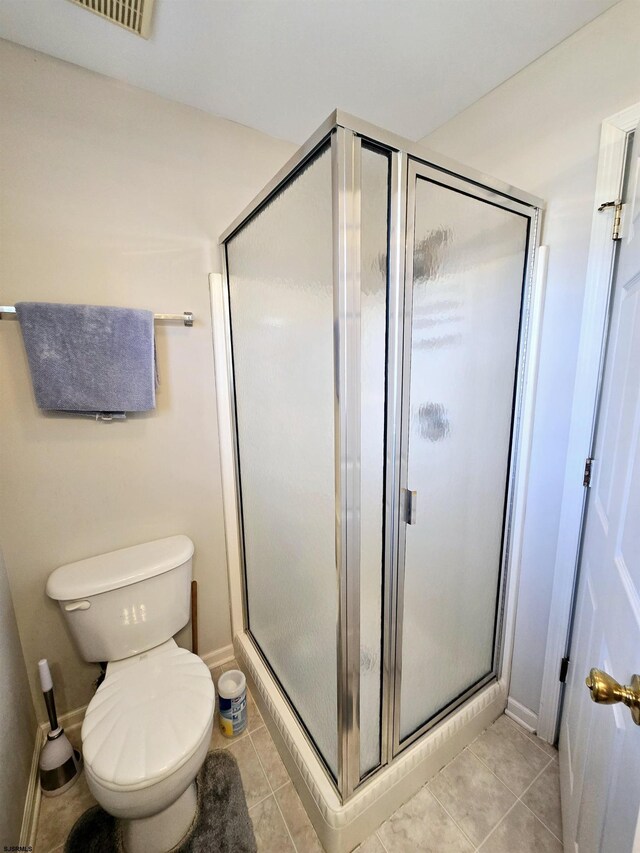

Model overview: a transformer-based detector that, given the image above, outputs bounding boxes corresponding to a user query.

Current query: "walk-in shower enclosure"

[218,111,542,818]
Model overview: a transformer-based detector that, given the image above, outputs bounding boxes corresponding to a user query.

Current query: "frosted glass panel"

[399,176,528,741]
[226,146,338,775]
[359,146,389,777]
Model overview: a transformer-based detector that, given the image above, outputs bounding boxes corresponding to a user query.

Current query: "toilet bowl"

[82,641,214,851]
[46,536,215,853]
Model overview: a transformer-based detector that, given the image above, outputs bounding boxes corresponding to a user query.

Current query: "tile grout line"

[426,783,483,850]
[247,779,290,813]
[501,715,559,761]
[247,723,276,799]
[221,729,249,748]
[232,719,269,809]
[415,725,512,849]
[248,724,299,853]
[247,789,277,813]
[471,750,560,850]
[514,757,564,843]
[264,781,299,852]
[517,796,564,844]
[467,744,558,848]
[469,743,553,801]
[427,743,551,852]
[374,828,390,852]
[469,742,533,796]
[271,779,289,796]
[517,755,555,800]
[476,798,521,852]
[243,683,307,852]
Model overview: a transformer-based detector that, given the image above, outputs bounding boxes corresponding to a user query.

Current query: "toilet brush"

[38,659,82,796]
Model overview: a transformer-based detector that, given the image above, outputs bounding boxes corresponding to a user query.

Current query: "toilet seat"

[82,640,214,791]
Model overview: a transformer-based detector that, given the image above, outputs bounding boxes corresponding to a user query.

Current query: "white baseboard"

[42,703,88,735]
[505,697,538,733]
[200,643,235,670]
[20,726,43,848]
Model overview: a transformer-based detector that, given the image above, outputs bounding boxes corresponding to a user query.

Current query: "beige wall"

[422,0,640,717]
[0,40,295,720]
[0,548,36,844]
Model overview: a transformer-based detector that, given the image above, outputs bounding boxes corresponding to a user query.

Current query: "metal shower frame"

[219,110,543,802]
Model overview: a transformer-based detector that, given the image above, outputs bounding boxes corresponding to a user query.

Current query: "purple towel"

[15,302,156,415]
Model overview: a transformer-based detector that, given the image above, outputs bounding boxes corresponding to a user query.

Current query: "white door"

[559,125,640,852]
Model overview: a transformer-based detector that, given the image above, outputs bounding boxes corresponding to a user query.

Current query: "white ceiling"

[0,0,619,143]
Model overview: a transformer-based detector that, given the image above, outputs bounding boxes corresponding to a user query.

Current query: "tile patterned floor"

[33,661,562,853]
[359,714,562,853]
[33,658,321,853]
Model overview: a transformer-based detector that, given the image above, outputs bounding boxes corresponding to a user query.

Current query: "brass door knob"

[585,668,640,725]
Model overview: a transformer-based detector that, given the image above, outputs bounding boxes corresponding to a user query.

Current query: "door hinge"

[559,656,570,683]
[598,199,625,241]
[583,457,594,487]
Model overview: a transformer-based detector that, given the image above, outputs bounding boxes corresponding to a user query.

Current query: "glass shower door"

[225,142,339,777]
[396,161,531,747]
[225,132,393,791]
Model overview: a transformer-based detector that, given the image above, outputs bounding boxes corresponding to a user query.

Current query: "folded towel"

[15,302,156,416]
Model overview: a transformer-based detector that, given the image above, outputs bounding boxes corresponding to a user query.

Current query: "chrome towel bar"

[0,306,194,326]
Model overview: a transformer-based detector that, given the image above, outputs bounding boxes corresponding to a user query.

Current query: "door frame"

[537,102,640,743]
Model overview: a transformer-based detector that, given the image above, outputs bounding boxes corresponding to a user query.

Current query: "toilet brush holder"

[38,659,82,797]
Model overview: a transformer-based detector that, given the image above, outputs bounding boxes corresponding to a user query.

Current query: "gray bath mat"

[64,750,256,853]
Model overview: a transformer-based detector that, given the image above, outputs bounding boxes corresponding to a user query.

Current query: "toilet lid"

[82,644,214,790]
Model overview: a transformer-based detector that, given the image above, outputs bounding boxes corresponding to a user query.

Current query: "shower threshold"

[235,632,506,853]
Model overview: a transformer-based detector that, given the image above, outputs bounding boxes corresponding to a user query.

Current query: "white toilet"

[46,535,215,853]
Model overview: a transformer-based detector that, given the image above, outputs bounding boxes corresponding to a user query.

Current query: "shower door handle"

[403,489,417,524]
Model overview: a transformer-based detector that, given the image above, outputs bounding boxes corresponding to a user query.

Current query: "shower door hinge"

[598,199,625,241]
[402,489,417,524]
[559,656,570,684]
[583,457,594,488]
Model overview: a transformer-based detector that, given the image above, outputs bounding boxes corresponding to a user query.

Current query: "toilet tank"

[46,535,194,662]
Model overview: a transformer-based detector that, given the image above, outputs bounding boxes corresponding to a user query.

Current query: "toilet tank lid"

[46,535,194,601]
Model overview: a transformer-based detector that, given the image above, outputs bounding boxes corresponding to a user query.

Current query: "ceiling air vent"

[68,0,155,38]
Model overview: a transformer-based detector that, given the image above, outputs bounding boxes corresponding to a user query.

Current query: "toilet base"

[121,781,198,853]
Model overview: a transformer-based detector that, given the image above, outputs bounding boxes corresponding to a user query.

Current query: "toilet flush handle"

[64,600,91,612]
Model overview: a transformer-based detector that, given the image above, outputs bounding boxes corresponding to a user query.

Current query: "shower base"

[235,633,506,853]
